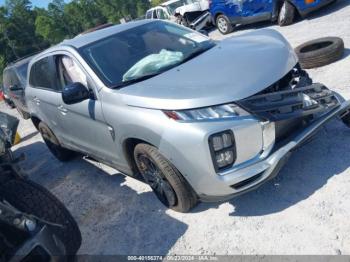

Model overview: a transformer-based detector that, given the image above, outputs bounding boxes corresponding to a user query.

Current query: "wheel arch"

[213,12,224,25]
[122,137,153,178]
[276,0,301,17]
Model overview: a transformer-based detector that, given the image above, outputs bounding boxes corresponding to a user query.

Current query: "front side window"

[57,56,88,88]
[153,9,158,19]
[29,57,57,90]
[80,21,215,88]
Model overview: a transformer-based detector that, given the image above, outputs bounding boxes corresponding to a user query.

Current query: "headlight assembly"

[163,103,249,121]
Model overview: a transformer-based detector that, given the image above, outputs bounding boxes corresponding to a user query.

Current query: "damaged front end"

[203,64,350,199]
[237,64,348,150]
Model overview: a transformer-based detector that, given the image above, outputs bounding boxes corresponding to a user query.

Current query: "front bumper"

[199,98,350,202]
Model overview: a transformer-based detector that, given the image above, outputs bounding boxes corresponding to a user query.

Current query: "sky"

[0,0,69,8]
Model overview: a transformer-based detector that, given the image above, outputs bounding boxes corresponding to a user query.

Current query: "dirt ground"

[1,0,350,255]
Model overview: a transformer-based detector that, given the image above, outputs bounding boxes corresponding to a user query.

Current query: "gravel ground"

[1,0,350,255]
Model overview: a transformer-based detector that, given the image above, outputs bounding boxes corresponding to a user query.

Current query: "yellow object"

[305,0,315,4]
[14,132,21,145]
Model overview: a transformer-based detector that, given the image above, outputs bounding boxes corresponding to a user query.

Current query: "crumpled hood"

[119,29,298,110]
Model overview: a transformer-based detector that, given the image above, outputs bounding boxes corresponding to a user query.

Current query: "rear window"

[29,57,58,91]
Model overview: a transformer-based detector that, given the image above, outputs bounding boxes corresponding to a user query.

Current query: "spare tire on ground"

[295,37,344,69]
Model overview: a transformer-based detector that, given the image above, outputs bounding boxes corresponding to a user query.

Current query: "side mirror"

[62,82,91,105]
[198,30,209,36]
[9,84,23,91]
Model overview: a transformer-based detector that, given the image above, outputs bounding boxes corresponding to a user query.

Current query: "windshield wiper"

[111,72,161,89]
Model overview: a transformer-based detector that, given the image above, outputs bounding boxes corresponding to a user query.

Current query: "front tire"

[134,144,198,213]
[278,1,296,26]
[216,14,234,35]
[38,122,76,162]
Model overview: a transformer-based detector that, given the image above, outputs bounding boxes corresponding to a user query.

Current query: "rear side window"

[16,63,29,85]
[3,69,21,89]
[29,57,58,91]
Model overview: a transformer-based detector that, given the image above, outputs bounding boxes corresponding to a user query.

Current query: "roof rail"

[8,50,43,66]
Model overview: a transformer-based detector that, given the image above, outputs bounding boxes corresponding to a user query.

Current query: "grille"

[237,65,339,122]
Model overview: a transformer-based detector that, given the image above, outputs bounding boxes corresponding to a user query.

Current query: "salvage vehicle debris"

[295,37,345,69]
[0,112,82,261]
[145,0,212,31]
[25,20,350,212]
[210,0,338,34]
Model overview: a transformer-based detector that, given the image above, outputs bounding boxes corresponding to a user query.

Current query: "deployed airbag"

[123,49,183,82]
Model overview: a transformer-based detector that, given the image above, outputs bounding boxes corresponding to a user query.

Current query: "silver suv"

[26,20,350,212]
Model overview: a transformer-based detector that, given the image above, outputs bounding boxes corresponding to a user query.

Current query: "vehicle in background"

[25,20,350,212]
[0,84,15,109]
[0,86,3,101]
[210,0,337,34]
[145,0,211,30]
[2,55,35,119]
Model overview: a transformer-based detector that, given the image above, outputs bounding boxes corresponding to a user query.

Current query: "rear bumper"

[199,99,350,202]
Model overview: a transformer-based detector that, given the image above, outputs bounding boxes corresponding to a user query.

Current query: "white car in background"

[145,0,211,30]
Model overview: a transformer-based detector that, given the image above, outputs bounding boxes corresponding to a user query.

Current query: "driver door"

[54,54,118,162]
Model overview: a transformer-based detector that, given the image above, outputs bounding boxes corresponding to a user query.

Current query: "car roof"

[58,20,153,49]
[5,54,37,70]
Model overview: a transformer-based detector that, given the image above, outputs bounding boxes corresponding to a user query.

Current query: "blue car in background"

[210,0,336,34]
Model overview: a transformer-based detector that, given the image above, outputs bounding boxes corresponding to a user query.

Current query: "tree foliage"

[0,0,154,83]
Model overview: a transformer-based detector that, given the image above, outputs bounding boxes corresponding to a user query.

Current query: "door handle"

[58,105,68,115]
[33,97,40,105]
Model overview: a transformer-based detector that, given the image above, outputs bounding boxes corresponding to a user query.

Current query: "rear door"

[213,0,273,18]
[239,0,274,17]
[26,56,63,136]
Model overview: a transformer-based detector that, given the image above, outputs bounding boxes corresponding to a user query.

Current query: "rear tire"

[278,1,296,26]
[216,14,234,35]
[38,122,76,162]
[134,143,198,213]
[0,179,82,255]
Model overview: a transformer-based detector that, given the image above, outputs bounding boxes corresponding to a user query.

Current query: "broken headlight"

[163,103,250,121]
